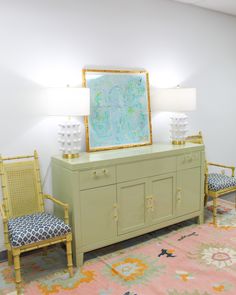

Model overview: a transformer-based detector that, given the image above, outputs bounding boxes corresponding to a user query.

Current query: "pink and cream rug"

[1,199,236,295]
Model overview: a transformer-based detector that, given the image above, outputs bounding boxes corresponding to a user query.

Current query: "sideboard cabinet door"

[176,167,201,217]
[80,185,117,246]
[117,179,149,235]
[149,173,176,225]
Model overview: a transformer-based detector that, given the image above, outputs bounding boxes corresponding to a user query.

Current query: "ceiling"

[173,0,236,16]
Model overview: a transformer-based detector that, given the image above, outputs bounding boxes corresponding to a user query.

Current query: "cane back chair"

[0,151,73,294]
[186,132,236,226]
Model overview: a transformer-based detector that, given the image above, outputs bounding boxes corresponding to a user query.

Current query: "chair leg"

[13,248,21,294]
[213,197,217,226]
[8,250,13,266]
[66,233,73,277]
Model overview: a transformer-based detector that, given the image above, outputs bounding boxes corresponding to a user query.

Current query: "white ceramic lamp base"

[58,118,81,159]
[170,112,188,145]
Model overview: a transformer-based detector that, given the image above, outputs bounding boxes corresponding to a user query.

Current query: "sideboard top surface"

[52,143,204,171]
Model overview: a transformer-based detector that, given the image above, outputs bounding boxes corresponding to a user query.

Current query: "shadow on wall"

[0,66,46,152]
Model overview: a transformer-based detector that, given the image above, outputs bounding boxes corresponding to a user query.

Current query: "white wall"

[0,0,236,251]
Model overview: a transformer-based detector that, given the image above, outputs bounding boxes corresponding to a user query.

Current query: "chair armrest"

[0,203,7,223]
[43,194,69,224]
[43,194,68,208]
[207,162,235,177]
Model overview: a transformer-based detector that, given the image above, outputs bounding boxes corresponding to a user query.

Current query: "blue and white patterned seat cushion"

[208,173,236,192]
[8,212,71,247]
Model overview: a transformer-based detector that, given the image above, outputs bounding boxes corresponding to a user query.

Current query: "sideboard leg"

[76,252,84,267]
[197,213,204,225]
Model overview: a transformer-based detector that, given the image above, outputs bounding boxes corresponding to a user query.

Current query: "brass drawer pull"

[151,197,154,212]
[113,204,118,222]
[92,169,109,178]
[146,196,154,212]
[177,188,182,203]
[146,196,151,209]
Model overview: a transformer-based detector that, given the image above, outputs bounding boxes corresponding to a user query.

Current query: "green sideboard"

[52,143,205,266]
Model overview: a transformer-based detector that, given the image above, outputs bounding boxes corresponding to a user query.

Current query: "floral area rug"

[1,199,236,295]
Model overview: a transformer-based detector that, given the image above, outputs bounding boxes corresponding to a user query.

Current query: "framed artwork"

[82,69,152,152]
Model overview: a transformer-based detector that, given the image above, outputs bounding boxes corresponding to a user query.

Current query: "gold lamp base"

[172,140,186,145]
[63,153,80,159]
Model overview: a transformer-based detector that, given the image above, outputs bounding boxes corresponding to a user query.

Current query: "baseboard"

[0,250,7,262]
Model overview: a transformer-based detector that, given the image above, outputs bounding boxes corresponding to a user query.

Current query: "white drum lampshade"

[47,87,90,158]
[156,87,196,145]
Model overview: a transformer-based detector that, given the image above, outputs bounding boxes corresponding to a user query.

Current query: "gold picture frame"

[82,68,153,152]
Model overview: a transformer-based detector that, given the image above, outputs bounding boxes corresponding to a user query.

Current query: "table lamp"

[157,87,196,145]
[47,87,90,159]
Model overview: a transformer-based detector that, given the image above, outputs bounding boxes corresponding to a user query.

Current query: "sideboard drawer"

[117,157,176,183]
[177,151,201,170]
[79,166,116,190]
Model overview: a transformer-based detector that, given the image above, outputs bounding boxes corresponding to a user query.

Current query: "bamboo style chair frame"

[186,132,236,226]
[0,151,73,294]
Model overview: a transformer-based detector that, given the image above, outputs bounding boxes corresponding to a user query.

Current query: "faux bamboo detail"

[186,131,236,225]
[0,151,74,293]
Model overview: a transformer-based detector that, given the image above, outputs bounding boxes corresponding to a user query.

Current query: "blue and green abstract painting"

[87,72,151,150]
